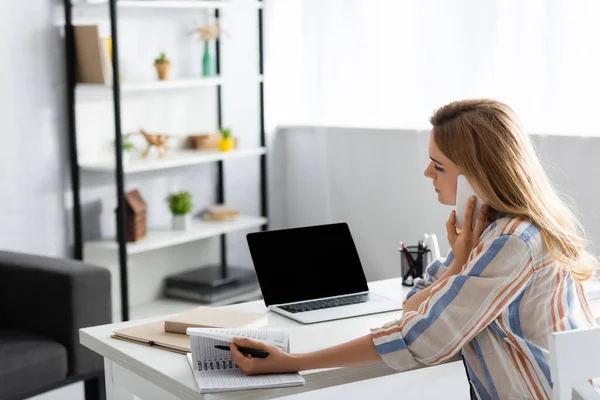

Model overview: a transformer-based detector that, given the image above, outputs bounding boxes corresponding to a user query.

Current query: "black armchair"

[0,250,111,400]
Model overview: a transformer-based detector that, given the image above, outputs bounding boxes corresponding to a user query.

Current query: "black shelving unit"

[63,0,268,322]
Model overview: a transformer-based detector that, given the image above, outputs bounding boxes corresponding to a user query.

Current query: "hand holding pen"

[225,337,299,376]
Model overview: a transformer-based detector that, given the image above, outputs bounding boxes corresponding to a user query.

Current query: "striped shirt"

[371,216,596,399]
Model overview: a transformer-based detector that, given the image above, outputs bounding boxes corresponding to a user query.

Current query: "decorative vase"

[155,61,171,80]
[172,214,191,231]
[219,137,234,152]
[202,41,213,77]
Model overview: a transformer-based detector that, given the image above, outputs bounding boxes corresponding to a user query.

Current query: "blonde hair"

[430,99,596,281]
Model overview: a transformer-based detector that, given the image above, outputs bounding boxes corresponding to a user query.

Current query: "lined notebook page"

[188,327,288,350]
[186,354,305,393]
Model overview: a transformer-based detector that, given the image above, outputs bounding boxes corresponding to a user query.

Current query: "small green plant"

[219,128,232,139]
[122,141,135,151]
[113,136,136,151]
[167,191,192,215]
[155,52,169,64]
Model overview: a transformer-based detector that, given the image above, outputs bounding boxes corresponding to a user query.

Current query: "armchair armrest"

[0,250,111,376]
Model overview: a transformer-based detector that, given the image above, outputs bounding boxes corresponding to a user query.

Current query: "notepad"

[186,327,305,393]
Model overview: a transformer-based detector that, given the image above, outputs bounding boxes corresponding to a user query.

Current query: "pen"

[400,242,415,267]
[214,344,270,358]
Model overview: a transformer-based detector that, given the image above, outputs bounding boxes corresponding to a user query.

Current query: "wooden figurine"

[124,189,147,242]
[136,129,170,158]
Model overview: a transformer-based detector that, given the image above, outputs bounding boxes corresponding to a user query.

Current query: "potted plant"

[218,128,234,152]
[154,52,171,81]
[113,136,136,164]
[121,140,135,164]
[167,191,193,230]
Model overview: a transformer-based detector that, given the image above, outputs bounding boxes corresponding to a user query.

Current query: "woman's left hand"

[446,197,489,269]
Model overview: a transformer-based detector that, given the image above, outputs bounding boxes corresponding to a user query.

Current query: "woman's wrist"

[289,352,308,372]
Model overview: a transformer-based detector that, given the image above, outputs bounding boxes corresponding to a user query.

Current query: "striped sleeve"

[403,250,454,305]
[372,235,533,371]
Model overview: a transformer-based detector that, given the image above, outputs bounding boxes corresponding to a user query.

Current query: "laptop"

[246,223,403,324]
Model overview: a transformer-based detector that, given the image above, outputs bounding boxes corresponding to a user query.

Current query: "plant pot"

[172,214,191,231]
[219,137,235,152]
[122,151,132,165]
[155,61,171,81]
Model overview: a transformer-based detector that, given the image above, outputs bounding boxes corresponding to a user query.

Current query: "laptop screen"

[246,223,369,306]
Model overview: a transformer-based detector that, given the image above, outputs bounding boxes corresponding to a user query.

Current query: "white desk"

[80,278,600,400]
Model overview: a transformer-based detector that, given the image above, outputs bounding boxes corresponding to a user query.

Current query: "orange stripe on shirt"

[535,259,554,272]
[505,340,538,400]
[515,346,548,399]
[557,269,567,331]
[401,274,456,329]
[498,316,548,400]
[508,218,525,235]
[499,218,514,234]
[575,282,595,326]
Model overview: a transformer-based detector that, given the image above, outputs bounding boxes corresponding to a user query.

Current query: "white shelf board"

[79,148,266,173]
[85,215,267,255]
[77,77,223,93]
[73,0,263,11]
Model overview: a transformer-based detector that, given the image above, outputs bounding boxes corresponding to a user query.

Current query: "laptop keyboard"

[279,293,372,314]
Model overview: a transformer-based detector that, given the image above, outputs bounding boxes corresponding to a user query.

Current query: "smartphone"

[455,174,483,230]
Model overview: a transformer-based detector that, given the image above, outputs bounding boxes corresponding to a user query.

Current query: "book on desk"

[111,306,268,354]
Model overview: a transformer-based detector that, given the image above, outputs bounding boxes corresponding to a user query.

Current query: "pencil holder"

[399,245,431,287]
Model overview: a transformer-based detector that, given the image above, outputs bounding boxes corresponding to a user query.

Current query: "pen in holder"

[399,241,431,287]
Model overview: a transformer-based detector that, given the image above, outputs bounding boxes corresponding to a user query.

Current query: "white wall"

[271,127,600,281]
[264,1,600,136]
[0,0,69,257]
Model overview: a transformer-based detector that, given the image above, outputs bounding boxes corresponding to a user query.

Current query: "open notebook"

[186,327,305,394]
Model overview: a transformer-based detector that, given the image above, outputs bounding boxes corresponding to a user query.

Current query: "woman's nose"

[424,163,433,178]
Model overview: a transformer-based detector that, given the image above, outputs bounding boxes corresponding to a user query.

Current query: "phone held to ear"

[454,174,483,230]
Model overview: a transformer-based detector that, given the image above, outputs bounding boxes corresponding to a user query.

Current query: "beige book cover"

[112,321,190,354]
[73,25,111,84]
[164,306,268,334]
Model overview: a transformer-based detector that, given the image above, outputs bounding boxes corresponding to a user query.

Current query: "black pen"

[215,344,270,358]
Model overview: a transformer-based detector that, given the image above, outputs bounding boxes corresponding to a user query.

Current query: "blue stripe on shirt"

[375,338,407,355]
[443,250,455,266]
[508,283,552,385]
[565,273,578,330]
[519,224,539,243]
[403,236,510,345]
[472,337,500,400]
[425,259,443,283]
[465,356,493,400]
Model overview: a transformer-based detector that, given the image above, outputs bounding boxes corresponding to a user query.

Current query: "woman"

[229,99,597,399]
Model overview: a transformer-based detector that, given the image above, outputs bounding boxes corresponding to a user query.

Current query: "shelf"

[77,77,224,93]
[79,147,266,173]
[85,215,267,255]
[76,75,263,95]
[73,0,263,11]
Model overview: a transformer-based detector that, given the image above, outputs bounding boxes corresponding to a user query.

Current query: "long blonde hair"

[431,99,595,281]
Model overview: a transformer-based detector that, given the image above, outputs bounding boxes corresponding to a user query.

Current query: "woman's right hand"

[229,337,299,376]
[446,197,489,270]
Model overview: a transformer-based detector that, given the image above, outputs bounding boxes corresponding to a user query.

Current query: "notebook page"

[186,354,305,394]
[188,328,288,351]
[190,334,234,367]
